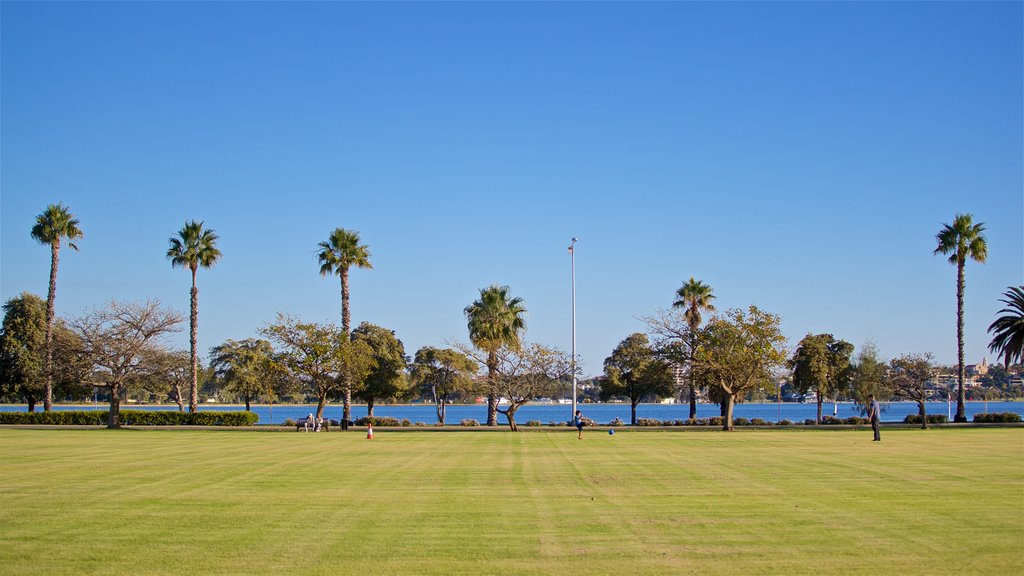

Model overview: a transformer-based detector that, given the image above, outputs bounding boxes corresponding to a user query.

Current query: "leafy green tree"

[143,349,190,411]
[31,203,83,411]
[934,213,987,422]
[672,278,715,419]
[410,346,476,425]
[849,341,888,410]
[464,285,527,426]
[261,315,373,420]
[167,220,222,413]
[70,301,182,428]
[0,293,47,410]
[789,333,854,424]
[210,338,277,411]
[601,333,675,425]
[884,353,935,429]
[694,307,788,430]
[352,322,408,416]
[317,227,372,421]
[988,286,1024,368]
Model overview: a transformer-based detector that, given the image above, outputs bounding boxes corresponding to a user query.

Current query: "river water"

[4,400,1022,425]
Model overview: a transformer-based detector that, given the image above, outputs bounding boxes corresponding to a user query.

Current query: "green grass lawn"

[1,427,1021,575]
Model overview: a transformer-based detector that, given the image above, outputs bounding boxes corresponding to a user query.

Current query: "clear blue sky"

[2,1,1021,377]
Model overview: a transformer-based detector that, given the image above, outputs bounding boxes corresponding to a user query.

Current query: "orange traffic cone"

[366,424,374,439]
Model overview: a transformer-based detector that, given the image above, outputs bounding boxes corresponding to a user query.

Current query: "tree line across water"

[2,204,1022,430]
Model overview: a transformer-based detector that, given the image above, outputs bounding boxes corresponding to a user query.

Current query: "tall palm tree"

[317,227,372,422]
[31,203,83,412]
[167,220,221,413]
[988,286,1024,368]
[465,285,526,426]
[934,213,987,422]
[317,228,372,337]
[672,277,715,419]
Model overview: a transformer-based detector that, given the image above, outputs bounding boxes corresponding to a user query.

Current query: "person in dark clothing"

[574,410,585,439]
[867,394,881,441]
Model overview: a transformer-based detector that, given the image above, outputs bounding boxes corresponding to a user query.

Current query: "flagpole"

[569,237,577,421]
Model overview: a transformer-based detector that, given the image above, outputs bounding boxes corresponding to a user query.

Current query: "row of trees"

[3,205,1022,431]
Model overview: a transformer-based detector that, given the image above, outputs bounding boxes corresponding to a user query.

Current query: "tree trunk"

[688,332,698,420]
[172,382,185,412]
[43,241,60,412]
[438,399,446,426]
[343,386,352,422]
[27,399,37,413]
[630,398,639,425]
[816,393,823,424]
[367,398,375,417]
[723,395,735,431]
[720,399,728,418]
[244,397,251,412]
[486,351,498,426]
[954,259,967,422]
[189,269,199,414]
[315,392,327,420]
[919,400,928,430]
[108,385,122,429]
[341,267,351,337]
[501,406,519,431]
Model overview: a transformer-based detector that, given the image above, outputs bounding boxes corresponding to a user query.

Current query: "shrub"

[778,419,793,426]
[749,418,770,426]
[707,416,723,427]
[636,418,661,426]
[356,416,401,427]
[0,410,257,426]
[804,419,817,426]
[0,410,105,425]
[820,416,843,425]
[903,414,949,424]
[525,420,543,427]
[282,418,296,427]
[460,418,480,427]
[843,416,868,425]
[401,418,412,427]
[972,412,1021,423]
[608,417,625,427]
[414,422,427,427]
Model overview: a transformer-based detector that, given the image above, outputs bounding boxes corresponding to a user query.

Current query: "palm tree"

[317,227,372,422]
[934,213,987,422]
[988,286,1024,368]
[672,277,715,419]
[31,203,83,412]
[465,285,526,426]
[167,220,221,413]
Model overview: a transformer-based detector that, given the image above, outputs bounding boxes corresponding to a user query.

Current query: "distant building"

[966,357,990,377]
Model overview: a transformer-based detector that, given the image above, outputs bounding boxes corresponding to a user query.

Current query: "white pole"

[570,237,577,421]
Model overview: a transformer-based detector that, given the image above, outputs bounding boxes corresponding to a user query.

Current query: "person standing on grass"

[574,410,585,439]
[867,394,881,441]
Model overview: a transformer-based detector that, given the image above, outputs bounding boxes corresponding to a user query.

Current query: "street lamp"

[569,237,577,421]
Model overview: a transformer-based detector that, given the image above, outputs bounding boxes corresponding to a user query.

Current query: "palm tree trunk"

[341,269,351,422]
[43,241,60,412]
[687,332,698,420]
[189,268,199,414]
[486,351,498,426]
[341,267,351,337]
[955,259,967,422]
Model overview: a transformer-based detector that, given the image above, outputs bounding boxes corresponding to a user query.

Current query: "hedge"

[973,412,1022,423]
[903,414,949,424]
[0,410,259,426]
[355,416,402,427]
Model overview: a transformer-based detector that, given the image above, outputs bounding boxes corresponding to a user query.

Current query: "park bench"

[295,417,329,432]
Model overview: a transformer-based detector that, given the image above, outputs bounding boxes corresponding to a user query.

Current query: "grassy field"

[1,427,1021,575]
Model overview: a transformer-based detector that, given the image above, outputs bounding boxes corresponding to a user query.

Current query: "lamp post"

[569,237,577,421]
